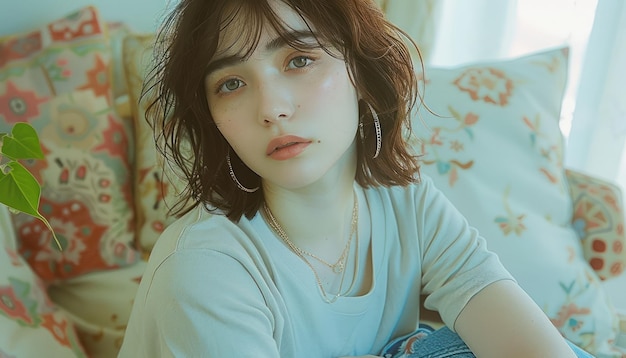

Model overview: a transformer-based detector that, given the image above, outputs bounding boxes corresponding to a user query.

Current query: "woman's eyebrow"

[206,30,319,76]
[265,30,318,52]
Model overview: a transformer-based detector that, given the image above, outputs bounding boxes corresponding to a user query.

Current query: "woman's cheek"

[305,70,341,103]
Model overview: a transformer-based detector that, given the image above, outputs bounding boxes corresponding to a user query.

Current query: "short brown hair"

[146,0,423,221]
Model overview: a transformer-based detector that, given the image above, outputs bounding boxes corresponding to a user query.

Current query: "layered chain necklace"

[263,194,359,303]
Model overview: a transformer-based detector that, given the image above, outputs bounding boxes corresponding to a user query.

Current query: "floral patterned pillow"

[0,206,87,357]
[122,33,184,256]
[566,169,625,280]
[0,6,139,282]
[412,47,624,356]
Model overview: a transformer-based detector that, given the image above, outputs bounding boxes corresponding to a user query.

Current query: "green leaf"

[0,161,41,216]
[0,161,60,250]
[1,122,44,160]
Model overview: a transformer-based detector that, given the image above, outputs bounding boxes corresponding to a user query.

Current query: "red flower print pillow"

[0,206,87,356]
[0,6,139,282]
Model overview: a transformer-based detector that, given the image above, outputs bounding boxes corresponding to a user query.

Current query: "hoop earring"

[226,151,259,193]
[365,102,382,158]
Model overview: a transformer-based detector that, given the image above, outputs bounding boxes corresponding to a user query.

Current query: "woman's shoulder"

[131,208,277,332]
[148,206,262,266]
[364,174,439,205]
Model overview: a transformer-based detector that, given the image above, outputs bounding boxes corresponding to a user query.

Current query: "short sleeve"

[416,176,515,330]
[136,249,280,357]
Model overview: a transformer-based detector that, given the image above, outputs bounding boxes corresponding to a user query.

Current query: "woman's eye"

[288,56,312,69]
[218,79,244,93]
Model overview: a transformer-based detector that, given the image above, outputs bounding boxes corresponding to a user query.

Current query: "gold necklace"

[263,194,359,303]
[287,200,357,273]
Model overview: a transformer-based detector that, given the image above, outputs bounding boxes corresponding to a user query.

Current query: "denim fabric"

[381,325,596,358]
[381,325,474,358]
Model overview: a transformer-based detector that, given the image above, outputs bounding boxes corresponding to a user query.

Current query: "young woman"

[119,0,591,357]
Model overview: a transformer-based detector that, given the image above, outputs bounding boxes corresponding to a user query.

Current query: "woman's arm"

[455,279,577,358]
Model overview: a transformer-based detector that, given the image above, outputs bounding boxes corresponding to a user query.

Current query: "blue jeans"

[381,325,595,358]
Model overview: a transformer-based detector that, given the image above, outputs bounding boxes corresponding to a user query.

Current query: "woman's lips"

[266,135,313,160]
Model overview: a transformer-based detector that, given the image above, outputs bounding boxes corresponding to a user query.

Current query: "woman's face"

[204,0,360,191]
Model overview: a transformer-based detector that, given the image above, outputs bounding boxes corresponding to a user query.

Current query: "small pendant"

[333,262,344,273]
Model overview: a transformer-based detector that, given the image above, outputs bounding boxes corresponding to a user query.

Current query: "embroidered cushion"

[0,206,87,357]
[412,47,623,356]
[122,33,184,255]
[566,168,625,280]
[0,6,139,282]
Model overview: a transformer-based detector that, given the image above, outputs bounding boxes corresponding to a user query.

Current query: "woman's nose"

[256,79,294,126]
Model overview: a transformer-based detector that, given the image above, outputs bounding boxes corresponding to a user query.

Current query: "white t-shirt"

[119,176,513,357]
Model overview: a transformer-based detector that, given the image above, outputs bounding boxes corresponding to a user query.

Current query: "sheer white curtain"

[428,0,517,66]
[566,0,626,186]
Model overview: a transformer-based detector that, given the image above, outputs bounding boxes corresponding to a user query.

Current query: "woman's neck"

[262,164,358,257]
[262,140,359,247]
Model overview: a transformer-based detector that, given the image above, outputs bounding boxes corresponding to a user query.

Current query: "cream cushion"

[413,47,623,356]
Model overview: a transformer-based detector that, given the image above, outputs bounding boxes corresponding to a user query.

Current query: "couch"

[0,5,625,358]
